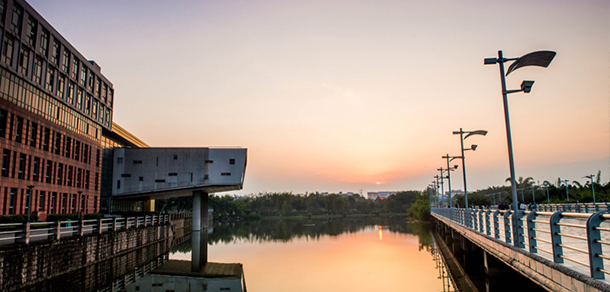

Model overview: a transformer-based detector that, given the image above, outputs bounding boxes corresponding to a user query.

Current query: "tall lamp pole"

[484,49,556,247]
[437,168,447,207]
[441,155,459,207]
[584,174,596,203]
[452,129,487,209]
[560,178,570,202]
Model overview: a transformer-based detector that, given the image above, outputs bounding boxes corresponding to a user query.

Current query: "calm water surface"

[170,217,449,292]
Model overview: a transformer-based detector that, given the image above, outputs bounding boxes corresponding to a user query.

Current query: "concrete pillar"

[191,230,208,272]
[192,191,208,231]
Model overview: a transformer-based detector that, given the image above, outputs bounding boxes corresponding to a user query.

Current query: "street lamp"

[584,174,596,203]
[437,168,448,207]
[433,175,441,207]
[560,178,570,202]
[441,154,459,207]
[485,50,556,247]
[452,128,487,209]
[27,185,35,222]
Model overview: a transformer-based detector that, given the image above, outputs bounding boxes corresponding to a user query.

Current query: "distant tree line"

[156,191,421,220]
[430,171,610,208]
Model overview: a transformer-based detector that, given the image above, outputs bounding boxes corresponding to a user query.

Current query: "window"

[54,132,61,155]
[18,47,29,75]
[80,66,86,86]
[121,173,131,177]
[62,50,70,72]
[50,192,56,214]
[205,160,213,164]
[87,70,94,91]
[221,173,231,176]
[168,173,177,176]
[173,155,178,160]
[64,137,71,158]
[108,89,113,106]
[33,58,42,84]
[139,176,143,181]
[14,116,22,143]
[71,58,78,80]
[133,160,142,164]
[39,191,45,211]
[116,180,120,189]
[74,140,80,161]
[57,163,63,185]
[46,67,55,92]
[45,160,52,183]
[2,36,14,66]
[0,108,6,138]
[229,159,235,165]
[39,29,49,56]
[57,75,65,98]
[67,82,75,105]
[85,94,91,115]
[29,122,37,147]
[1,149,10,177]
[51,39,60,66]
[10,4,22,36]
[33,157,39,181]
[18,153,26,179]
[42,127,50,151]
[27,17,37,47]
[155,179,165,183]
[8,188,16,215]
[67,166,72,186]
[117,157,123,164]
[0,0,6,24]
[95,77,101,97]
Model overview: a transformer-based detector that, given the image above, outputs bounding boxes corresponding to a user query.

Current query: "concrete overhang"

[111,184,243,200]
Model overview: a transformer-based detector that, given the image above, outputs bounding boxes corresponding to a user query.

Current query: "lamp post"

[560,178,570,202]
[452,129,487,209]
[485,49,555,247]
[437,168,447,207]
[26,185,35,222]
[441,154,459,207]
[584,174,596,203]
[434,175,440,207]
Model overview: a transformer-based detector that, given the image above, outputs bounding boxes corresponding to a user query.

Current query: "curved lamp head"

[506,50,556,76]
[464,130,488,140]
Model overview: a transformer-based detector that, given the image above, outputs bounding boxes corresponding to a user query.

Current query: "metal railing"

[432,207,610,280]
[0,214,171,246]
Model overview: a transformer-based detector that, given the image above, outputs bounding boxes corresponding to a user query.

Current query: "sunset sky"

[29,0,609,195]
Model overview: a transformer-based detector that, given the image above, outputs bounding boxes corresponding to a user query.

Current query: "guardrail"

[432,207,610,280]
[0,214,171,246]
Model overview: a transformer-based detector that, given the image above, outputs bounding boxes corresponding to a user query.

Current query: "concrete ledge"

[433,213,610,292]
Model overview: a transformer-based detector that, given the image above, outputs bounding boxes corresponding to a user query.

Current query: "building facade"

[0,0,114,218]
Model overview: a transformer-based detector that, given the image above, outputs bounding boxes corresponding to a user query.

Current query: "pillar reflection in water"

[191,230,208,272]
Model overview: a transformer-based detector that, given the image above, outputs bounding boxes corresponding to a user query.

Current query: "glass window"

[80,66,86,86]
[51,39,60,66]
[0,0,6,24]
[87,70,93,91]
[46,67,54,92]
[71,58,78,80]
[1,149,10,177]
[14,116,22,143]
[0,108,7,138]
[67,81,75,105]
[8,188,15,215]
[76,87,83,110]
[29,122,37,147]
[2,36,14,67]
[11,4,22,36]
[62,50,70,72]
[57,75,65,98]
[85,94,91,115]
[18,47,29,75]
[33,58,42,84]
[27,16,36,47]
[39,28,49,56]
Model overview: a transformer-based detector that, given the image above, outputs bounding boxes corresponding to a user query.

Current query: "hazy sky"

[29,0,609,195]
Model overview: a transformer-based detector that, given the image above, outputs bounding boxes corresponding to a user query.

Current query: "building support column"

[192,191,208,231]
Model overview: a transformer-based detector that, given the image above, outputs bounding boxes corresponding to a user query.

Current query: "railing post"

[514,210,525,248]
[549,212,564,263]
[55,221,61,240]
[18,222,31,244]
[485,210,492,236]
[113,217,118,231]
[135,217,140,228]
[586,211,605,279]
[503,211,512,244]
[97,218,103,234]
[479,210,484,233]
[78,219,85,237]
[526,211,537,253]
[493,210,500,239]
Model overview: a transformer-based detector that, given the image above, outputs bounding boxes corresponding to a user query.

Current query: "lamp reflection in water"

[379,225,383,240]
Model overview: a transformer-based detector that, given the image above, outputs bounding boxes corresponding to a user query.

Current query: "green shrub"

[0,214,38,223]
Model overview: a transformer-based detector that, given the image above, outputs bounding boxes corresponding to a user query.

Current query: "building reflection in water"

[122,231,246,292]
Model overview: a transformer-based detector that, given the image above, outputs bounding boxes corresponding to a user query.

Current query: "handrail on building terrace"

[432,206,610,280]
[0,214,174,246]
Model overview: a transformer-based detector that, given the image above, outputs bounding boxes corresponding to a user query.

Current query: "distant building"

[367,191,397,200]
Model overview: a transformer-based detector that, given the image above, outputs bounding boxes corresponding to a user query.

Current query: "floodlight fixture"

[521,80,535,93]
[471,144,478,151]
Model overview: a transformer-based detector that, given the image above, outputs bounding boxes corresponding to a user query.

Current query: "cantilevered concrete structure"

[112,147,247,230]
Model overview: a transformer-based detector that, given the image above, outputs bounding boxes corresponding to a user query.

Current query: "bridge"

[432,205,610,292]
